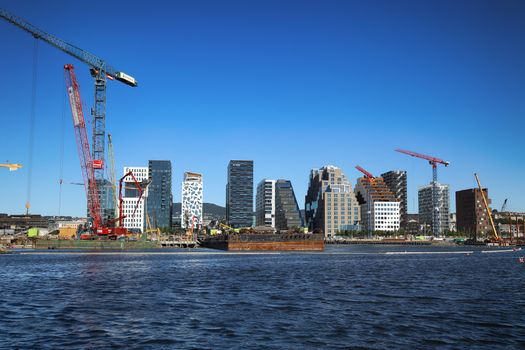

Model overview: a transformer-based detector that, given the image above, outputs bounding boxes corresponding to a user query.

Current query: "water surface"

[1,245,524,349]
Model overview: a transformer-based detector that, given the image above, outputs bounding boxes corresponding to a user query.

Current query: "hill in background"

[172,203,225,218]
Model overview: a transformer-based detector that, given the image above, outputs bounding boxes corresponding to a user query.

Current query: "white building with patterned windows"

[181,172,203,229]
[121,166,149,233]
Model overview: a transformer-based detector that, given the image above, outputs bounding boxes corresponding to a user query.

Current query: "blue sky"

[1,0,524,216]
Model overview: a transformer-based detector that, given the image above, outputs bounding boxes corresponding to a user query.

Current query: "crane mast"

[64,64,101,228]
[107,134,118,221]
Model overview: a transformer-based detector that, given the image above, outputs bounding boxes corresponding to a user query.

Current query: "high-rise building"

[305,165,360,238]
[418,183,450,235]
[181,172,203,229]
[354,177,400,232]
[226,160,253,228]
[121,166,149,233]
[274,179,303,231]
[456,188,491,239]
[147,160,172,229]
[381,170,407,228]
[256,179,275,227]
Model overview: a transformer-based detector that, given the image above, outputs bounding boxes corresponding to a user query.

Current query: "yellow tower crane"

[0,163,22,171]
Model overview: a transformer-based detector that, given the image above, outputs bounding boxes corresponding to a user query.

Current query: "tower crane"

[1,8,137,217]
[355,165,375,237]
[500,199,508,213]
[396,149,450,236]
[0,163,22,171]
[107,134,118,221]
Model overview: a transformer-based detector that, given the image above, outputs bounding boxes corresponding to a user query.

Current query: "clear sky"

[1,0,524,217]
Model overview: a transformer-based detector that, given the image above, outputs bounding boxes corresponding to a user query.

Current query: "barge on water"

[200,233,324,251]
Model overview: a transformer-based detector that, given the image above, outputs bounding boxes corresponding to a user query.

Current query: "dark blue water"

[1,246,524,349]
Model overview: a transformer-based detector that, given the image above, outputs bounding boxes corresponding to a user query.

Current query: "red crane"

[65,64,147,238]
[355,165,375,237]
[64,64,102,229]
[112,171,146,232]
[395,148,450,236]
[355,165,375,180]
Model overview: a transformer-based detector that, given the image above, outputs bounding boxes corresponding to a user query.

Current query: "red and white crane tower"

[355,165,375,237]
[395,149,450,236]
[64,64,102,230]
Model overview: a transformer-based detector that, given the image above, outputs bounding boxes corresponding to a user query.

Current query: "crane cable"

[25,39,38,215]
[58,81,66,216]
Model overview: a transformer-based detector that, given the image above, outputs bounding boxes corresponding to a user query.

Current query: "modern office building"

[305,165,360,238]
[256,179,275,227]
[226,160,253,228]
[274,179,303,231]
[418,183,450,236]
[381,170,407,228]
[455,188,492,239]
[354,177,400,232]
[147,160,172,229]
[181,172,203,229]
[121,166,149,233]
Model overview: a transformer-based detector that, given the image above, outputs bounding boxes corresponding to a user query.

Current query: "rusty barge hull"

[201,233,324,251]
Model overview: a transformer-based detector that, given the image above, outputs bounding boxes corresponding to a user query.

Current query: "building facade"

[380,170,407,228]
[147,160,172,229]
[449,213,457,232]
[418,183,450,236]
[255,179,275,227]
[226,160,254,228]
[181,172,203,229]
[274,179,303,231]
[305,165,360,238]
[121,166,149,233]
[455,188,491,239]
[354,177,400,232]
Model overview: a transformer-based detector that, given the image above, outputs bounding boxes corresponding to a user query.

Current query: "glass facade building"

[255,179,275,227]
[226,160,253,228]
[274,179,303,231]
[147,160,172,229]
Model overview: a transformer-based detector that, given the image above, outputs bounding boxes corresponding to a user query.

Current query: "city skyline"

[1,0,524,217]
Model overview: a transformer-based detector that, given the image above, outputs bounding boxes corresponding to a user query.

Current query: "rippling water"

[1,246,524,349]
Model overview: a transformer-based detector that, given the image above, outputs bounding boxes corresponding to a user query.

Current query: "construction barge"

[200,233,325,251]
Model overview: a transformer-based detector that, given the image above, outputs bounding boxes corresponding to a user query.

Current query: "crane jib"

[0,8,137,87]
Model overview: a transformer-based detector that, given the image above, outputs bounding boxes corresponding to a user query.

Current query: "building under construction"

[418,183,450,235]
[354,177,400,232]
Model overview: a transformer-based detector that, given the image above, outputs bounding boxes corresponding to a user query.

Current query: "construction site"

[0,9,188,248]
